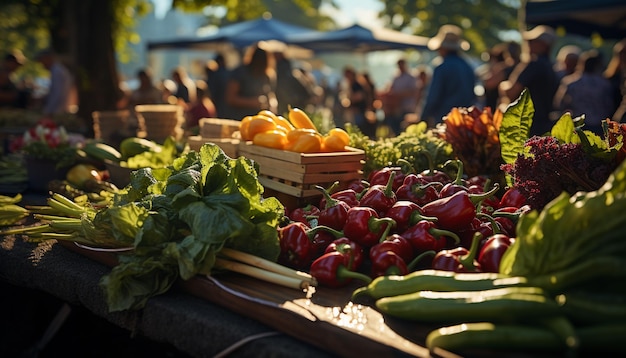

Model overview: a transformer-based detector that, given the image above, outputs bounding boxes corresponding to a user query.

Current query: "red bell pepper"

[309,251,372,288]
[385,200,436,233]
[369,233,414,263]
[359,171,398,216]
[431,232,483,273]
[370,250,409,278]
[401,219,460,254]
[421,184,500,232]
[342,206,396,248]
[498,186,527,209]
[416,151,451,184]
[438,159,469,198]
[324,237,365,270]
[368,166,406,192]
[346,179,369,195]
[477,233,515,273]
[395,175,442,206]
[315,185,351,230]
[288,204,321,227]
[278,222,341,269]
[278,222,316,269]
[318,187,360,209]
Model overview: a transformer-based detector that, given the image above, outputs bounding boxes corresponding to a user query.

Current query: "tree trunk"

[49,0,121,137]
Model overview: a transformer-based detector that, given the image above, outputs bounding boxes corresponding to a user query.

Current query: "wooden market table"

[1,193,556,358]
[0,192,334,358]
[0,226,335,358]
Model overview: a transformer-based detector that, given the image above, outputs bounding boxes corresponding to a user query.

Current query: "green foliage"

[100,143,285,311]
[379,0,520,56]
[499,157,626,277]
[347,122,454,178]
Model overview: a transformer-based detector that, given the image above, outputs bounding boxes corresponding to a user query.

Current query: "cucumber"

[120,137,161,159]
[82,141,122,162]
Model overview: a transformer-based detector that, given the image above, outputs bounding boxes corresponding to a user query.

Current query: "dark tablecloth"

[0,221,333,358]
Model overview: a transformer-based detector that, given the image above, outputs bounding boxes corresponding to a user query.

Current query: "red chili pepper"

[342,206,396,248]
[309,251,372,288]
[370,250,409,278]
[277,222,316,269]
[359,171,398,216]
[368,166,406,192]
[498,186,527,209]
[465,175,489,188]
[401,219,460,254]
[468,184,501,210]
[416,151,451,184]
[431,232,483,273]
[288,204,321,227]
[346,179,369,194]
[315,185,351,231]
[278,223,340,269]
[395,175,442,206]
[494,216,516,237]
[477,233,515,273]
[369,233,414,263]
[438,159,469,198]
[421,184,500,232]
[385,200,437,233]
[324,237,365,270]
[318,188,360,208]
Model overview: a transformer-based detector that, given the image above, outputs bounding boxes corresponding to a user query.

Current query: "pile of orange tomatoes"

[239,107,351,153]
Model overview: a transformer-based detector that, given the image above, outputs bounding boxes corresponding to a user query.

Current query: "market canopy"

[287,24,430,53]
[146,17,321,51]
[525,0,626,39]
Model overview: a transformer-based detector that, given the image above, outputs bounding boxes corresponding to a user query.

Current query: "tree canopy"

[0,0,522,134]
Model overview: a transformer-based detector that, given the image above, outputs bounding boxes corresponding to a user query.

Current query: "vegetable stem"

[214,258,312,290]
[219,248,317,286]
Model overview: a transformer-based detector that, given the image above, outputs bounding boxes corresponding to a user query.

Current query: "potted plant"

[10,119,81,191]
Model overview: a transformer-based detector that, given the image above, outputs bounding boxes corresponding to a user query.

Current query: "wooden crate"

[237,142,365,199]
[199,118,241,139]
[187,136,240,158]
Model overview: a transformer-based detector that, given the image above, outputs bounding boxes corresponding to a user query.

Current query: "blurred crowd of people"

[337,24,626,138]
[3,24,626,139]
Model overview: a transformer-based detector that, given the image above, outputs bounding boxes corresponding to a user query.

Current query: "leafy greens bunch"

[499,90,623,210]
[99,143,284,311]
[347,122,453,179]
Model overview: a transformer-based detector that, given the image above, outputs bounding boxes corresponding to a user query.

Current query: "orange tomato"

[247,115,277,141]
[252,130,288,150]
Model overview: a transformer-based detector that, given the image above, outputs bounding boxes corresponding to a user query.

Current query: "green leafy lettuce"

[99,143,284,311]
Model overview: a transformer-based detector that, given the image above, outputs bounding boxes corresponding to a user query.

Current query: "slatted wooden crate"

[237,142,365,198]
[187,136,240,158]
[199,118,242,139]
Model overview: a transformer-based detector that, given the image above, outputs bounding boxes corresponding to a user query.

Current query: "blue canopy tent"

[146,17,321,51]
[525,0,626,39]
[287,24,429,53]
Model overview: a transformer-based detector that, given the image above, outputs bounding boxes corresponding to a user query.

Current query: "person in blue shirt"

[420,24,476,127]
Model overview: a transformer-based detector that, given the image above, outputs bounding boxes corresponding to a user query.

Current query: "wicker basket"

[135,104,184,142]
[92,110,131,146]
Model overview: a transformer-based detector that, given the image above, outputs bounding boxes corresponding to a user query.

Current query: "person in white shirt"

[36,49,75,116]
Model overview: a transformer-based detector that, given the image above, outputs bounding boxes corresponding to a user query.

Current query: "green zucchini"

[375,287,560,323]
